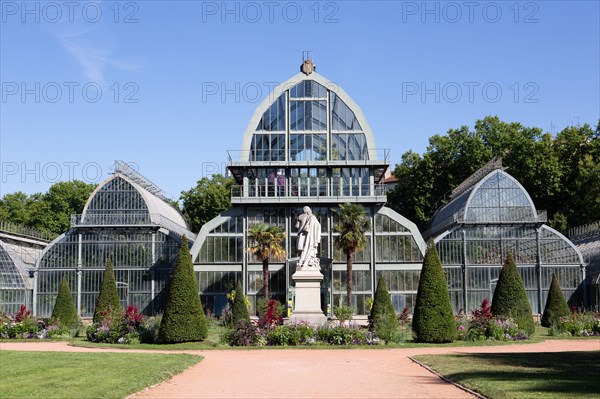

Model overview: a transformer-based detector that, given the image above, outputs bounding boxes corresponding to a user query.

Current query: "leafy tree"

[333,203,371,307]
[491,253,534,334]
[370,275,396,327]
[231,281,250,324]
[0,180,95,235]
[246,223,286,300]
[412,241,456,343]
[93,258,121,323]
[180,174,234,232]
[159,237,207,343]
[541,273,570,328]
[51,276,79,329]
[387,116,599,231]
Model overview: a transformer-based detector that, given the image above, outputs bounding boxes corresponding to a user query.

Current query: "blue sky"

[1,0,599,200]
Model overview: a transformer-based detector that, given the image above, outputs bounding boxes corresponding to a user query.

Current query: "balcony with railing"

[230,177,387,204]
[227,148,391,166]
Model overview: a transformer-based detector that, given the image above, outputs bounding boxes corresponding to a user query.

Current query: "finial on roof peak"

[301,51,315,75]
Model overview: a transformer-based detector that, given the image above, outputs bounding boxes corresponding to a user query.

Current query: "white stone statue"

[295,206,321,270]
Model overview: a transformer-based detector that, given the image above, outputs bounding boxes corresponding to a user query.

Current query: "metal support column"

[461,229,468,312]
[151,232,156,314]
[77,233,83,316]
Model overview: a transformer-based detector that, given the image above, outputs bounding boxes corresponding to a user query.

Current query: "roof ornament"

[301,50,315,75]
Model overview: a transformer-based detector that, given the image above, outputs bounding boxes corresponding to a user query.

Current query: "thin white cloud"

[49,16,141,83]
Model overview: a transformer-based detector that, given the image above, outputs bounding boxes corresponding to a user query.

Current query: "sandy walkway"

[1,340,598,398]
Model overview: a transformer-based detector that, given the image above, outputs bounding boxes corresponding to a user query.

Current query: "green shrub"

[491,253,534,335]
[51,276,79,329]
[266,323,315,346]
[334,304,353,325]
[374,312,402,344]
[412,241,457,343]
[316,326,366,345]
[93,258,121,323]
[159,237,208,343]
[370,275,396,329]
[231,281,250,325]
[541,273,570,328]
[140,315,162,344]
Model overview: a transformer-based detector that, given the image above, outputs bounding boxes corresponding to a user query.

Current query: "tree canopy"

[387,116,600,232]
[0,180,96,236]
[180,174,234,233]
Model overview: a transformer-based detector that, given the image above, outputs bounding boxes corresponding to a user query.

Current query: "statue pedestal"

[289,269,327,325]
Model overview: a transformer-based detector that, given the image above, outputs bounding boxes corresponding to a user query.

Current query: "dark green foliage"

[541,273,570,328]
[51,276,79,329]
[370,276,396,326]
[491,253,535,334]
[231,281,250,324]
[333,203,371,306]
[370,276,400,343]
[180,174,234,232]
[0,180,96,236]
[159,238,207,343]
[412,241,457,343]
[93,258,121,323]
[387,117,599,231]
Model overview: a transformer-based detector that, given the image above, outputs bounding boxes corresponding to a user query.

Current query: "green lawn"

[0,351,202,399]
[414,351,600,399]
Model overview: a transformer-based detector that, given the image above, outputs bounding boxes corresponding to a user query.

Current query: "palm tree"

[333,203,371,307]
[246,223,286,300]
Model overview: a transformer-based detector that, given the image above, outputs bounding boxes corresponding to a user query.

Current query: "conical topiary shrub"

[231,281,250,324]
[370,275,396,328]
[541,273,570,328]
[159,237,207,343]
[412,241,457,343]
[51,276,79,329]
[93,258,121,323]
[491,253,534,335]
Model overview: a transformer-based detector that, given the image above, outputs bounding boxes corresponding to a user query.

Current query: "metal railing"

[231,180,386,199]
[567,221,600,240]
[227,148,390,164]
[453,209,548,224]
[0,220,57,242]
[71,213,196,240]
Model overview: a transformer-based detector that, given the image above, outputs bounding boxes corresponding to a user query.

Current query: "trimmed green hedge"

[491,253,534,334]
[159,237,207,343]
[51,276,79,329]
[412,241,456,343]
[93,258,121,323]
[541,273,570,328]
[231,281,250,324]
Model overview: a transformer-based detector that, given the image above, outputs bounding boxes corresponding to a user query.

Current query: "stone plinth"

[288,269,327,325]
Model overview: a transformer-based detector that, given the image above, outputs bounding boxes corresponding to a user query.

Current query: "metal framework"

[429,165,586,314]
[34,166,195,317]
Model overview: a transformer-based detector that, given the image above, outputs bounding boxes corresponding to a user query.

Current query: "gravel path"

[1,340,598,398]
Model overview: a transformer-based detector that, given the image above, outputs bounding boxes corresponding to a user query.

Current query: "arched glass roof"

[0,240,35,290]
[81,174,191,238]
[428,169,540,237]
[240,71,377,162]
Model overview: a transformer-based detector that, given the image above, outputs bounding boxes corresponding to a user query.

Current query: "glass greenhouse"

[426,159,586,314]
[190,61,427,317]
[34,162,195,317]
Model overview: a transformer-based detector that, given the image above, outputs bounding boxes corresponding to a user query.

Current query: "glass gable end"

[249,79,369,161]
[465,171,535,223]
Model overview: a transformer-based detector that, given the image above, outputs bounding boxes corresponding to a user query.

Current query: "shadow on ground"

[441,351,600,398]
